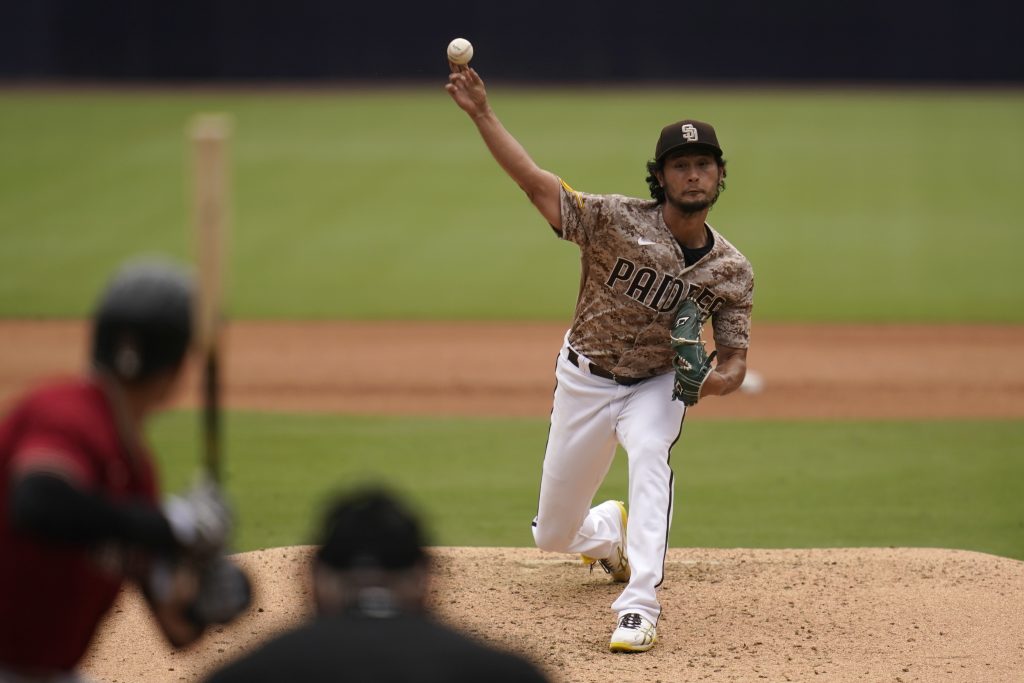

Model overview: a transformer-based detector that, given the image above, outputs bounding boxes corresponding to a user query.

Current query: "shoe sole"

[609,637,656,653]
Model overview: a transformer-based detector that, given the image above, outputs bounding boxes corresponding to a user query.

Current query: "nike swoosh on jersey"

[638,237,658,246]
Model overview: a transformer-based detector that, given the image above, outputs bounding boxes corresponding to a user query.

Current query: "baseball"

[447,38,474,65]
[739,369,765,394]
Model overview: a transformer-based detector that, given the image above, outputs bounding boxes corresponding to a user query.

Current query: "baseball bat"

[190,114,231,484]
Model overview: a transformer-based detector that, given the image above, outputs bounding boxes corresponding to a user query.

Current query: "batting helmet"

[91,258,194,383]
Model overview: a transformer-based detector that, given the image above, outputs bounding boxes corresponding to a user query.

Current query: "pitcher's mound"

[82,546,1024,682]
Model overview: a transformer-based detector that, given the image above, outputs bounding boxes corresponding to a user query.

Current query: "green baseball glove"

[670,299,717,406]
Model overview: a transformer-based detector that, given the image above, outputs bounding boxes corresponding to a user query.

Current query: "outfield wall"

[2,0,1022,82]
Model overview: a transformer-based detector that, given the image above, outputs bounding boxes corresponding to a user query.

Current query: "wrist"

[699,371,721,397]
[470,106,495,123]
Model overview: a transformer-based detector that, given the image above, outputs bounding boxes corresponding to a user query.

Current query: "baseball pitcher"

[446,65,754,652]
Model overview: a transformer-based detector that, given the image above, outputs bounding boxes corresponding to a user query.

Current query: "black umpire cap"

[91,257,194,382]
[655,119,723,162]
[317,488,427,572]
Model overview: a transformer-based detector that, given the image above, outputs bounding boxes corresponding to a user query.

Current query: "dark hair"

[645,154,728,205]
[91,259,193,383]
[317,488,427,571]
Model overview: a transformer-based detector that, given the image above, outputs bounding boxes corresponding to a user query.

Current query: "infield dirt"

[81,546,1024,682]
[2,320,1022,682]
[3,320,1024,420]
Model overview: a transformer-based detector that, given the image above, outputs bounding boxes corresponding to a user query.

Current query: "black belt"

[566,349,646,386]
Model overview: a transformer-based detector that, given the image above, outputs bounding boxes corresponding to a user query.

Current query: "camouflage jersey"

[557,180,754,380]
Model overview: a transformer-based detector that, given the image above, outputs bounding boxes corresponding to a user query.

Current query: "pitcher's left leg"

[611,371,685,627]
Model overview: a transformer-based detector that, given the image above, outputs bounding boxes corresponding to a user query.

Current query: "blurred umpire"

[205,487,549,683]
[0,258,250,683]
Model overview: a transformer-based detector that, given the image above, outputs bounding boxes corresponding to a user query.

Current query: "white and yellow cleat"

[580,500,630,583]
[609,612,657,653]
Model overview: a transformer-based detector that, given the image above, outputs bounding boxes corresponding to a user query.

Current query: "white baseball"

[447,38,474,65]
[739,369,765,394]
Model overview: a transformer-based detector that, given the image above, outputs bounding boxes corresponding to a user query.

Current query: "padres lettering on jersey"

[556,180,753,378]
[605,258,727,316]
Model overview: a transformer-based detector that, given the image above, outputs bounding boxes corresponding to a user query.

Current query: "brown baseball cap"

[655,119,723,161]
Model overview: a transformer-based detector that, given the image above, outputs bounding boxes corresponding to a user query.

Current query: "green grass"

[150,411,1024,561]
[1,87,1023,321]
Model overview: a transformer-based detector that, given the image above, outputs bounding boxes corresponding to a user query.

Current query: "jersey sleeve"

[10,398,101,488]
[711,263,754,349]
[557,178,606,247]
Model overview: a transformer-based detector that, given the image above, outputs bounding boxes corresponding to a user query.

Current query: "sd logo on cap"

[655,119,723,161]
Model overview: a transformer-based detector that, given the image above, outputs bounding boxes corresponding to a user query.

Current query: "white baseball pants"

[531,335,686,626]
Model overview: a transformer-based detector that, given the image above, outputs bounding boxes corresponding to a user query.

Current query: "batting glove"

[163,477,232,558]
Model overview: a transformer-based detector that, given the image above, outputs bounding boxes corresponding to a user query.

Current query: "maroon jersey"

[0,377,160,673]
